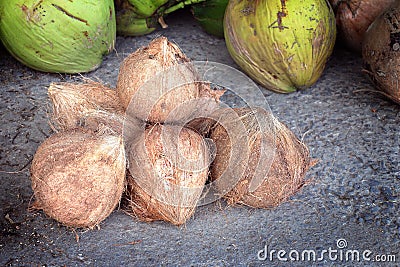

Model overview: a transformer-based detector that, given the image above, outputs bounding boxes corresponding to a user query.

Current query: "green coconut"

[115,0,158,36]
[191,0,229,38]
[224,0,336,93]
[0,0,116,73]
[115,0,207,36]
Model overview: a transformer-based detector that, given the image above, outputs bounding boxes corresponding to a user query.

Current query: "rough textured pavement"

[0,9,399,267]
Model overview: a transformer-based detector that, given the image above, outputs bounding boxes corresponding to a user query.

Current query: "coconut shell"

[125,124,210,225]
[362,1,400,104]
[30,128,126,228]
[210,107,312,208]
[116,37,222,123]
[334,0,394,52]
[48,80,124,131]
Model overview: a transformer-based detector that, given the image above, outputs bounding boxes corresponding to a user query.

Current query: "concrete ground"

[0,9,399,267]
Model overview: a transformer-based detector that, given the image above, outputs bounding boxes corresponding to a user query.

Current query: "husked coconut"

[362,1,400,104]
[125,124,210,225]
[48,80,124,131]
[331,0,395,52]
[116,36,222,123]
[210,107,312,208]
[30,128,126,228]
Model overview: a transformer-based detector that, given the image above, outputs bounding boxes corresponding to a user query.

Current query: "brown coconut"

[48,80,124,131]
[210,107,312,208]
[185,117,218,137]
[30,128,126,228]
[124,124,210,225]
[362,1,400,104]
[333,0,394,52]
[116,37,222,123]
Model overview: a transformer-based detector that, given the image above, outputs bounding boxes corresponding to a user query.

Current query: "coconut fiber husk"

[210,107,313,208]
[79,110,126,136]
[48,80,124,131]
[124,124,210,225]
[116,36,223,123]
[30,128,126,228]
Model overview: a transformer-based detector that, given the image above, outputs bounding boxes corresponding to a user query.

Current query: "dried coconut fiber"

[48,80,124,131]
[124,124,211,225]
[30,128,126,228]
[209,107,312,208]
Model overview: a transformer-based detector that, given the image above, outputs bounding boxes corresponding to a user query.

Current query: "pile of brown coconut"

[30,37,314,228]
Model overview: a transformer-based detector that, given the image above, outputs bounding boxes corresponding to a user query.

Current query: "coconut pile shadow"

[28,36,313,229]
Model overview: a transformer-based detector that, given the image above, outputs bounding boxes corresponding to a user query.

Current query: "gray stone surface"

[0,9,399,267]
